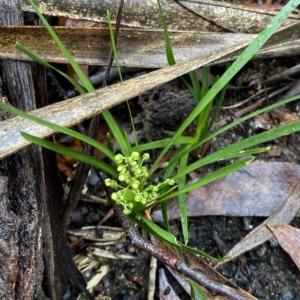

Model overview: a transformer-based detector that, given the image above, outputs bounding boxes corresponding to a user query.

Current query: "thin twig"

[112,202,254,300]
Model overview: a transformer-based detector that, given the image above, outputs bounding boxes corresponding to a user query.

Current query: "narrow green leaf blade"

[151,0,300,172]
[133,213,180,246]
[178,153,189,245]
[15,42,87,93]
[21,132,118,178]
[0,102,116,162]
[161,157,254,202]
[189,279,207,300]
[28,0,94,92]
[180,243,228,263]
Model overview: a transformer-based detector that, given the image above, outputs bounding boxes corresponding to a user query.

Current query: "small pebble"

[269,236,279,248]
[279,289,296,300]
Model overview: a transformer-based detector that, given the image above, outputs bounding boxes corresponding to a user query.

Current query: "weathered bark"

[0,2,94,299]
[1,23,300,67]
[0,37,250,159]
[0,1,45,299]
[21,0,300,32]
[21,0,224,31]
[0,176,21,300]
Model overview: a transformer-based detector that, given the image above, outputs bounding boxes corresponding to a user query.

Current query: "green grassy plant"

[1,0,300,298]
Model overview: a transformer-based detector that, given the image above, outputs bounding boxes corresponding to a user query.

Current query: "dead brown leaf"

[0,26,255,67]
[152,162,300,222]
[251,107,300,131]
[20,0,231,31]
[216,181,300,267]
[267,224,300,270]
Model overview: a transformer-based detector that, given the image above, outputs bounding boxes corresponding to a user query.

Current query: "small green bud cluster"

[105,152,174,215]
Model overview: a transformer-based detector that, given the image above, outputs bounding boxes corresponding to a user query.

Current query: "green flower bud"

[142,153,150,160]
[152,185,158,192]
[131,180,140,189]
[115,154,124,164]
[119,174,126,181]
[111,192,118,200]
[135,168,142,175]
[131,152,140,160]
[123,208,131,215]
[130,161,138,167]
[117,165,126,172]
[105,178,112,186]
[134,195,141,202]
[140,197,147,205]
[128,202,134,209]
[166,179,175,185]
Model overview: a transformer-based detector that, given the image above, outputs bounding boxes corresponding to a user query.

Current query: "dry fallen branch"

[1,22,300,67]
[112,201,257,300]
[0,39,249,159]
[21,0,300,31]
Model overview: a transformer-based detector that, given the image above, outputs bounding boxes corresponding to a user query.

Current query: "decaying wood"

[1,17,300,159]
[21,0,300,32]
[0,1,45,299]
[0,1,92,299]
[21,0,224,31]
[0,176,21,300]
[35,147,67,300]
[178,0,300,33]
[0,26,255,67]
[1,20,300,68]
[0,39,250,159]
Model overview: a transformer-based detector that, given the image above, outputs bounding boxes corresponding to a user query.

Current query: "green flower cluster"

[105,152,174,215]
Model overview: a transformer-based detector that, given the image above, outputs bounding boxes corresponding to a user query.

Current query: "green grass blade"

[207,79,227,132]
[150,0,300,173]
[101,110,131,154]
[160,157,254,202]
[157,0,176,65]
[21,132,118,178]
[158,147,187,233]
[172,147,266,181]
[189,280,206,300]
[107,10,138,148]
[173,120,300,181]
[160,94,300,172]
[28,0,94,92]
[178,153,189,245]
[107,10,123,81]
[189,71,202,102]
[199,67,210,101]
[0,102,116,162]
[132,213,179,246]
[181,244,228,263]
[15,42,87,93]
[131,136,193,152]
[25,1,130,156]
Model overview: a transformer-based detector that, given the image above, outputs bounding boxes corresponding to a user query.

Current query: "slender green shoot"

[107,9,138,147]
[151,0,300,174]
